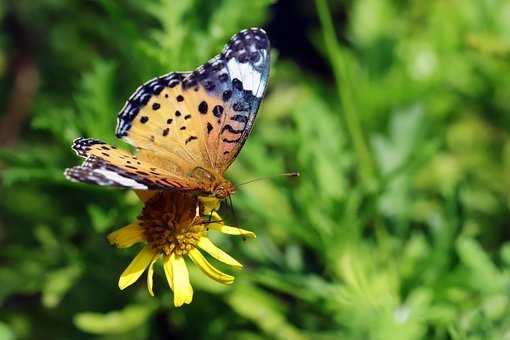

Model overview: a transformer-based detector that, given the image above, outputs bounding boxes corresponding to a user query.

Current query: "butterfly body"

[65,28,270,199]
[186,166,235,199]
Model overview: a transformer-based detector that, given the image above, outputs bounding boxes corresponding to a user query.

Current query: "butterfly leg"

[226,196,246,242]
[208,209,214,223]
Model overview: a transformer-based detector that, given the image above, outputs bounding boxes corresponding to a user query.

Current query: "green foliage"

[74,304,157,335]
[1,0,510,338]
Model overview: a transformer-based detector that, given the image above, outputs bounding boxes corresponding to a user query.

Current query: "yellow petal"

[170,254,193,307]
[147,254,159,297]
[208,211,223,222]
[135,190,157,202]
[163,255,173,290]
[107,223,145,248]
[198,196,220,215]
[198,237,243,269]
[188,248,235,284]
[207,223,256,238]
[119,245,156,290]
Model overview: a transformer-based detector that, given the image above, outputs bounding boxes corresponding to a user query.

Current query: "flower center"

[139,192,205,256]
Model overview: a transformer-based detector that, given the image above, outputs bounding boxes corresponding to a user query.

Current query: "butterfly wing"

[64,138,203,191]
[115,72,208,170]
[181,28,271,173]
[115,28,270,176]
[66,28,270,193]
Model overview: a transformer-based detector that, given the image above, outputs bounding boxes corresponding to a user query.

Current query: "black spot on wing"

[222,90,232,102]
[221,124,244,134]
[222,136,242,143]
[232,114,249,123]
[232,78,243,91]
[212,105,224,117]
[198,101,208,114]
[185,136,198,144]
[204,80,215,91]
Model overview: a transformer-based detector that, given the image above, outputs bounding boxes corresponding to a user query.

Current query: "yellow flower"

[107,190,255,307]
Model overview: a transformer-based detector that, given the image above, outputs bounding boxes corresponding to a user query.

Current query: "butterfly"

[64,28,270,199]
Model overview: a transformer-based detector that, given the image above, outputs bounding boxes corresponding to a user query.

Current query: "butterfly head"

[212,180,236,199]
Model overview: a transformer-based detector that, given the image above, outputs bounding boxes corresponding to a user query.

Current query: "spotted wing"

[181,27,270,173]
[115,72,206,172]
[115,27,270,176]
[64,138,203,191]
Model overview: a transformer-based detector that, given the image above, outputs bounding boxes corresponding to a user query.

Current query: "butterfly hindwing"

[64,138,203,191]
[65,156,152,189]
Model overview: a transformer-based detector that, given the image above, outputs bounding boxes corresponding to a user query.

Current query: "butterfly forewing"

[68,28,270,194]
[181,28,270,172]
[115,72,208,171]
[116,28,270,175]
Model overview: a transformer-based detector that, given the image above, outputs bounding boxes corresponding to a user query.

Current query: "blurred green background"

[1,0,510,338]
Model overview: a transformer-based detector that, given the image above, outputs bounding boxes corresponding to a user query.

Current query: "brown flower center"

[139,192,205,256]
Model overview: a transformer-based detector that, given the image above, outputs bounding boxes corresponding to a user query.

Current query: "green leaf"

[0,322,14,340]
[456,237,503,293]
[42,265,83,308]
[87,205,117,233]
[73,304,155,335]
[227,283,307,340]
[74,59,118,142]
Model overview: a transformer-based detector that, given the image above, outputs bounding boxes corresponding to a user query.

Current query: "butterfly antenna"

[239,172,300,186]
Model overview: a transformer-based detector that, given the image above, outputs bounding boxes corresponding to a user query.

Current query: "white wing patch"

[226,48,267,98]
[94,169,148,189]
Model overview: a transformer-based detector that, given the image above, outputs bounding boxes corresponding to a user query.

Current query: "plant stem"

[315,0,376,188]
